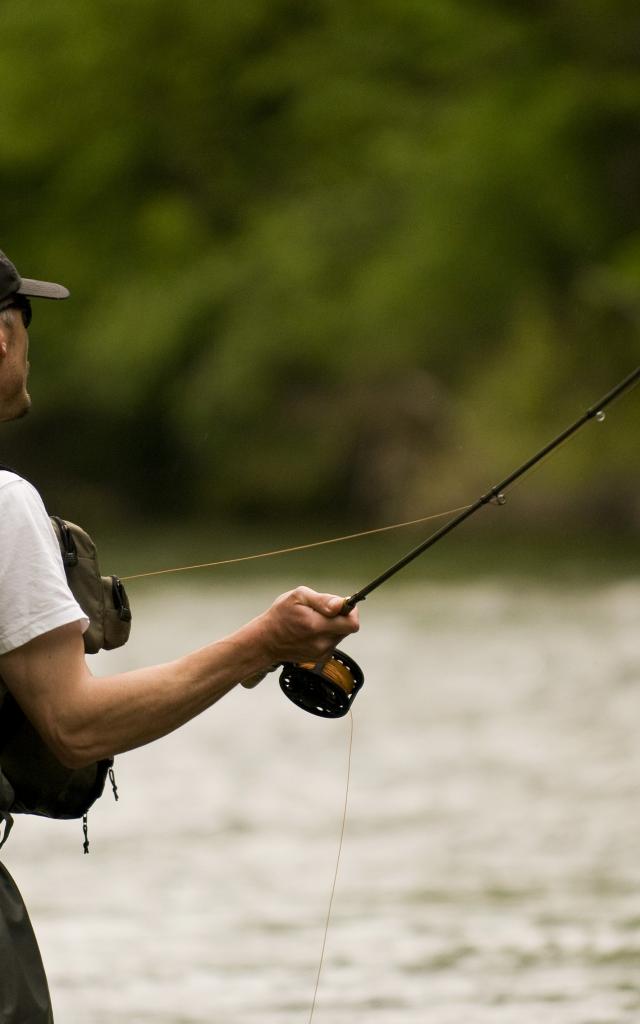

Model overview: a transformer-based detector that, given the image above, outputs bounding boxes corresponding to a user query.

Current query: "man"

[0,249,359,1021]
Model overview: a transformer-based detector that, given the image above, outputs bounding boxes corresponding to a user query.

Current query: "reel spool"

[279,650,364,718]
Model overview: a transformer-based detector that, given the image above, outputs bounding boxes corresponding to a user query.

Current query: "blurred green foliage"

[0,0,637,536]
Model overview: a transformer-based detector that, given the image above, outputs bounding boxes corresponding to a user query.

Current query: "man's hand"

[245,587,359,682]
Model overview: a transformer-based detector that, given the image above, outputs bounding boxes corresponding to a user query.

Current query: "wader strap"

[0,810,13,850]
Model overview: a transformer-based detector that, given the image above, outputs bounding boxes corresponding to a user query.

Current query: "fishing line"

[307,710,354,1024]
[120,505,472,582]
[121,372,639,588]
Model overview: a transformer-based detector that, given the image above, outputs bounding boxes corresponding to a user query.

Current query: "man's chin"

[0,393,32,422]
[14,398,32,420]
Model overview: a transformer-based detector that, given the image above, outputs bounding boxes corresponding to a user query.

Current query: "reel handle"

[241,667,278,689]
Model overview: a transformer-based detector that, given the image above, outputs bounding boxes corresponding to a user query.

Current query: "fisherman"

[0,248,359,1022]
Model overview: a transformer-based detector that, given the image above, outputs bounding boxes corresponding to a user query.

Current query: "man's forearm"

[0,586,359,770]
[2,616,274,769]
[65,622,275,765]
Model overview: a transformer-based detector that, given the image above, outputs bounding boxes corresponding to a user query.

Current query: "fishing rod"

[279,365,640,719]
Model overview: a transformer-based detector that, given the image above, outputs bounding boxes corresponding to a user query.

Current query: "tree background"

[0,0,637,546]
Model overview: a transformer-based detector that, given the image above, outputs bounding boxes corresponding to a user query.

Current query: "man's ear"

[0,322,9,358]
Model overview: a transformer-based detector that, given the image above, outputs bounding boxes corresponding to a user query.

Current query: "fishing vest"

[0,517,132,851]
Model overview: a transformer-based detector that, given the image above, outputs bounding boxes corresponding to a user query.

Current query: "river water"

[3,577,640,1023]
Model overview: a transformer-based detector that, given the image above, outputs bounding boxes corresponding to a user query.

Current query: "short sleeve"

[0,473,89,654]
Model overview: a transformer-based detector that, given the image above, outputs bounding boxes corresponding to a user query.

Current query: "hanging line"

[307,710,354,1024]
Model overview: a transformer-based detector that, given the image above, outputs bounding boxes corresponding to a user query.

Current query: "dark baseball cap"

[0,248,69,311]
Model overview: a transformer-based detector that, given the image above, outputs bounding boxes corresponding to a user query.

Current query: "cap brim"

[18,277,70,300]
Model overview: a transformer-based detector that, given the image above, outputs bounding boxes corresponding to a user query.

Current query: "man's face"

[0,305,31,422]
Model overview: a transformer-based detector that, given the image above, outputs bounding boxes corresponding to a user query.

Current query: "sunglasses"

[7,296,32,329]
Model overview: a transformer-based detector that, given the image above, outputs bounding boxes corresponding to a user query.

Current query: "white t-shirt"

[0,471,88,662]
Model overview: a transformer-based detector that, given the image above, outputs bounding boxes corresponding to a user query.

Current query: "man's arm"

[0,587,359,769]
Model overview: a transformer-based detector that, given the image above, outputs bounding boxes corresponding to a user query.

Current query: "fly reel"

[279,650,364,718]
